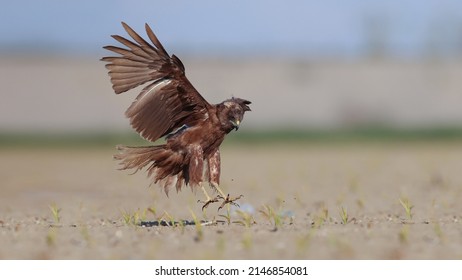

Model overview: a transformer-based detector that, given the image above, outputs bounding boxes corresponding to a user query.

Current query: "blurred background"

[1,0,462,144]
[3,1,462,260]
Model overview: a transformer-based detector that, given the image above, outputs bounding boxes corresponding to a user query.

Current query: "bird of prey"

[101,22,251,210]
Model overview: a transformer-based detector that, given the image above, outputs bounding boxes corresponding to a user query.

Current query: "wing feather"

[103,46,152,63]
[102,22,212,142]
[144,23,169,55]
[105,64,148,72]
[110,34,156,58]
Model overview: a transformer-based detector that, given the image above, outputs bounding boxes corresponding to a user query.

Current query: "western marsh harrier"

[102,22,251,210]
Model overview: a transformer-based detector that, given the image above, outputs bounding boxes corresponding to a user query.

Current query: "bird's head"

[218,97,251,132]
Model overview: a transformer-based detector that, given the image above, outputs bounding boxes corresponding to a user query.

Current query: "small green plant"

[131,210,140,225]
[433,223,445,244]
[241,231,253,250]
[121,209,141,226]
[260,205,283,229]
[147,206,157,218]
[218,208,232,225]
[339,206,349,224]
[234,210,256,227]
[48,203,61,224]
[295,233,312,257]
[159,211,175,226]
[189,209,203,242]
[79,224,92,246]
[399,225,409,244]
[177,219,186,233]
[399,198,414,220]
[321,205,329,222]
[121,211,131,225]
[140,208,148,221]
[311,206,329,228]
[46,228,57,247]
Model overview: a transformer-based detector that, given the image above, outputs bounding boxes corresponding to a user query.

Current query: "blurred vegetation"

[228,126,462,143]
[1,126,462,149]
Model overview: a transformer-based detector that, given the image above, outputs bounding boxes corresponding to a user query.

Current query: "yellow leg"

[210,183,227,199]
[201,184,213,201]
[198,184,219,211]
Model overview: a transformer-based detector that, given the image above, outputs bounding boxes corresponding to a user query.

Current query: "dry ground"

[1,142,462,259]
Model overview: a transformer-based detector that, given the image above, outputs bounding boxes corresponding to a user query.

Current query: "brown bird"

[101,22,251,210]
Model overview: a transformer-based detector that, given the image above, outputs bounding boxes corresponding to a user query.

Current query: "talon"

[217,194,244,211]
[199,197,219,211]
[218,201,227,211]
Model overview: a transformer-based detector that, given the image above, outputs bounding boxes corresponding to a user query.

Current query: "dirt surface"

[1,143,462,259]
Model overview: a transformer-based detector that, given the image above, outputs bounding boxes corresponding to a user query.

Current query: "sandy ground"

[1,142,462,259]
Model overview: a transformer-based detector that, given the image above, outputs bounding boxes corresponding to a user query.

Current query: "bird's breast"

[167,122,225,155]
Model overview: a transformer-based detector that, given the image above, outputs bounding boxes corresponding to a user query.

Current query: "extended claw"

[217,194,244,211]
[198,196,220,211]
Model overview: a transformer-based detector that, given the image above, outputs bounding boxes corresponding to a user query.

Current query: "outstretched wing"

[101,22,212,142]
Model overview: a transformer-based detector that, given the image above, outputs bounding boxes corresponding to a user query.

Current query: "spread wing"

[101,22,212,142]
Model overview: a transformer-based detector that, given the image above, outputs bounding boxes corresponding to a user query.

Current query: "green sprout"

[189,209,203,242]
[399,198,414,220]
[159,211,175,226]
[218,208,232,225]
[48,203,61,224]
[311,206,329,228]
[234,210,256,227]
[339,206,349,224]
[121,209,141,226]
[260,205,283,229]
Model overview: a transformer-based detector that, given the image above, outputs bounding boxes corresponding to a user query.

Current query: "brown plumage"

[101,22,251,210]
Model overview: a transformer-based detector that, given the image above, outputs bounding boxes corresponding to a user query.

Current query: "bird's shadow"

[138,220,225,227]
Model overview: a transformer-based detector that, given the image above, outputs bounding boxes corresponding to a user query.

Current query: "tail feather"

[114,145,186,195]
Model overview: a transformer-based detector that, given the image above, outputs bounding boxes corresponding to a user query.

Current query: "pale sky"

[1,0,462,57]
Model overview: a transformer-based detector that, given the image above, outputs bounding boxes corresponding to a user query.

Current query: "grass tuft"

[311,205,329,228]
[339,206,349,224]
[218,208,232,225]
[159,211,175,226]
[259,205,283,229]
[48,203,61,224]
[189,209,203,242]
[234,210,256,227]
[399,197,414,220]
[121,209,141,226]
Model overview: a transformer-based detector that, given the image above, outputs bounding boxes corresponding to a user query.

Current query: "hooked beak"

[230,119,240,131]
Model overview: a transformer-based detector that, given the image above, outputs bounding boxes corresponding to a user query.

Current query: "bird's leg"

[206,149,243,211]
[211,183,244,211]
[197,184,219,211]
